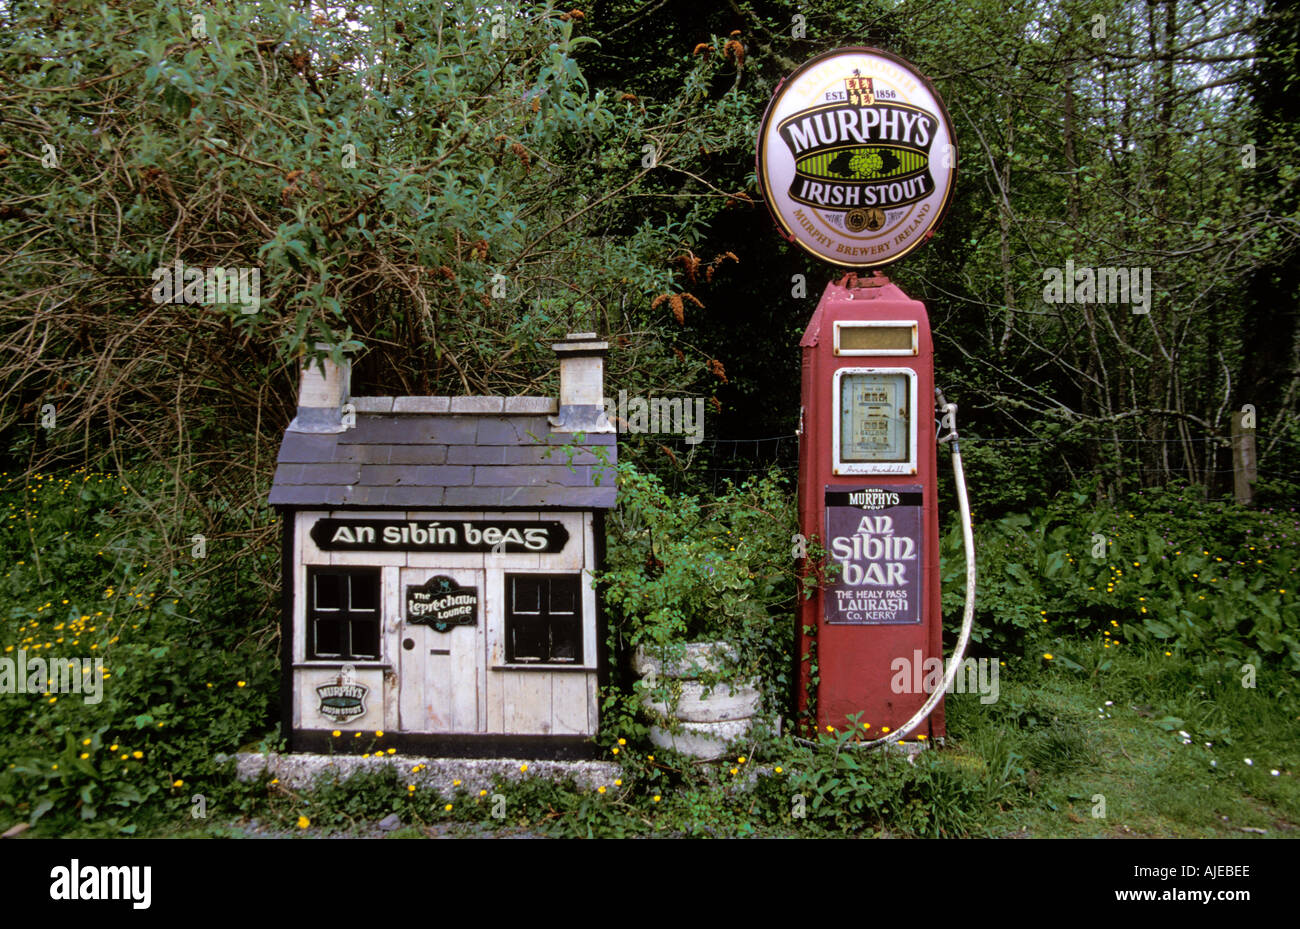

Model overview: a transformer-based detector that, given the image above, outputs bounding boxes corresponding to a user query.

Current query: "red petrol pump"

[796,274,945,738]
[756,48,976,745]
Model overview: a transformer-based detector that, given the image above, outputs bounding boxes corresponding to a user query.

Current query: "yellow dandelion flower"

[297,816,310,829]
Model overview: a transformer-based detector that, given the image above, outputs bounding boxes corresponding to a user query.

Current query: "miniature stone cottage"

[268,335,616,759]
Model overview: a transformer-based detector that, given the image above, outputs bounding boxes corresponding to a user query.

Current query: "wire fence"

[639,431,1298,497]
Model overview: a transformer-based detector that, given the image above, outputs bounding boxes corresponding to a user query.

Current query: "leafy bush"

[776,719,1000,837]
[0,470,279,834]
[942,481,1300,669]
[596,461,797,731]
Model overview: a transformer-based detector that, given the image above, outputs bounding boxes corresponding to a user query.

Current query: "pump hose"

[794,389,977,751]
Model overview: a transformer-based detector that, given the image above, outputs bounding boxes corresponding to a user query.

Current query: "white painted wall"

[292,509,599,736]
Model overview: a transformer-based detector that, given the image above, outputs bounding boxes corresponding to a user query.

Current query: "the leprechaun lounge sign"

[406,575,479,632]
[757,47,957,268]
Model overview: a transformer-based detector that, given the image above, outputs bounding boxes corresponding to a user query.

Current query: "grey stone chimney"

[549,332,614,434]
[287,344,351,434]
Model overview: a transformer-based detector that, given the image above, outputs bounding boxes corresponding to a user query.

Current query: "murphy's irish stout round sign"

[756,47,956,267]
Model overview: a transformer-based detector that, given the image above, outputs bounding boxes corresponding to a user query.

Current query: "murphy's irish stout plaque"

[756,47,956,267]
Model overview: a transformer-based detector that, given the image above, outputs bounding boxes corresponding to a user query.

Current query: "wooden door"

[398,567,484,733]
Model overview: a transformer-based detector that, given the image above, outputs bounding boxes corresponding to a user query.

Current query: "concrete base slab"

[229,752,622,793]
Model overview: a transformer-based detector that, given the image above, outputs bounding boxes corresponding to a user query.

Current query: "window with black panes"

[505,574,582,664]
[307,567,381,661]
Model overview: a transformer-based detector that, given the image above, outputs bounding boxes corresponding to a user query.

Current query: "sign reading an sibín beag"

[824,486,923,625]
[310,518,568,553]
[756,47,956,268]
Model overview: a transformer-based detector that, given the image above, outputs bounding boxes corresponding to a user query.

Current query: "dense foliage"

[940,482,1300,670]
[0,469,277,833]
[596,461,797,733]
[0,0,1297,837]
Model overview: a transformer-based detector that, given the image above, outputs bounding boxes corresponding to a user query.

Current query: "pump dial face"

[839,372,909,462]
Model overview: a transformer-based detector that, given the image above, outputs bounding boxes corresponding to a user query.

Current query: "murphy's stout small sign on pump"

[756,47,957,267]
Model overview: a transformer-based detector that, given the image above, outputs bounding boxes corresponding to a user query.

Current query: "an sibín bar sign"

[310,518,569,553]
[757,47,956,268]
[824,486,923,625]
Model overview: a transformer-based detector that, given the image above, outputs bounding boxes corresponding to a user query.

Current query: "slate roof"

[268,397,617,509]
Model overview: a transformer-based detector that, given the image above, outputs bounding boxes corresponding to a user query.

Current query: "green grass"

[941,640,1299,838]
